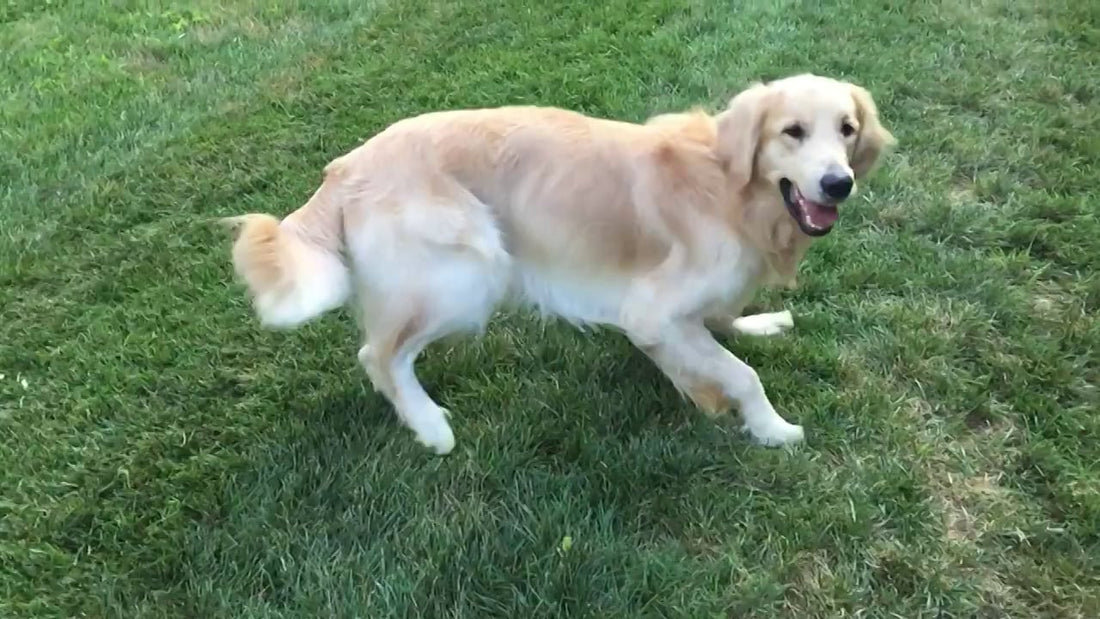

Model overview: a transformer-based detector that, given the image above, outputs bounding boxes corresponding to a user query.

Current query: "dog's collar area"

[779,178,838,237]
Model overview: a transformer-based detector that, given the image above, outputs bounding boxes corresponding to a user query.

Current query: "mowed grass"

[2,0,1098,616]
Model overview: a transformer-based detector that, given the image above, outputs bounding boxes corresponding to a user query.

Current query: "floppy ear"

[716,82,773,193]
[850,85,895,179]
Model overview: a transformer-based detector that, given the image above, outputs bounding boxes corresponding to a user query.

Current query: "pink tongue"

[803,201,839,228]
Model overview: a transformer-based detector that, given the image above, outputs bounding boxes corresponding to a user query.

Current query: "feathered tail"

[223,188,349,328]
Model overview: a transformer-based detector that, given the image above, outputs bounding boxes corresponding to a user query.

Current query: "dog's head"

[716,74,895,237]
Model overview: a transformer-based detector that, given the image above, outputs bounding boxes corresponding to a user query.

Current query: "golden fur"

[225,73,894,454]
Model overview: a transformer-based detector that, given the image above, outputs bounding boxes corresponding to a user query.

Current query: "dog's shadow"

[185,320,779,611]
[299,323,709,455]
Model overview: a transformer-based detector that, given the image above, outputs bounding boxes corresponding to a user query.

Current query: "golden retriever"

[224,73,894,454]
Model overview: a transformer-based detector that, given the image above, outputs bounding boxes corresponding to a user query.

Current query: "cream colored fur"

[225,73,894,454]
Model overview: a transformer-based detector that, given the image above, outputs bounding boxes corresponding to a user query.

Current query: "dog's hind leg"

[359,313,457,455]
[354,243,510,455]
[347,178,511,453]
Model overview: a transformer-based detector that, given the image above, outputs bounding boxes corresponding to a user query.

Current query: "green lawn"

[2,0,1098,616]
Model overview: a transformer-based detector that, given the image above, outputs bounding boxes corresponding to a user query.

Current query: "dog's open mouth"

[780,178,838,237]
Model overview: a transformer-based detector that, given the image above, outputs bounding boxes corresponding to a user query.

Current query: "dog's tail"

[223,185,350,329]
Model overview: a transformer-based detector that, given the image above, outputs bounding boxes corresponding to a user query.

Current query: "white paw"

[743,419,805,447]
[731,310,794,337]
[413,419,456,455]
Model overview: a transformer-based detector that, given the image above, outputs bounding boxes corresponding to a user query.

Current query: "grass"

[2,0,1098,616]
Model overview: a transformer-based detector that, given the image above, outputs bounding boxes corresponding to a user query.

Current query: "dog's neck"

[734,188,815,289]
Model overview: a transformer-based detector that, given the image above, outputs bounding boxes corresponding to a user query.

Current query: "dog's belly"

[506,249,763,329]
[509,262,630,327]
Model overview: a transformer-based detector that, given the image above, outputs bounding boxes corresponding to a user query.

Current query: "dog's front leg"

[705,310,795,337]
[630,320,805,446]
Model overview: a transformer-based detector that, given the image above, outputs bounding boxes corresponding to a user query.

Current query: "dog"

[224,73,894,455]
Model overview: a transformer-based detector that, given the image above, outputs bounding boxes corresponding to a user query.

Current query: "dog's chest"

[700,241,767,313]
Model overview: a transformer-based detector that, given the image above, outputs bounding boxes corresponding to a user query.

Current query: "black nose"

[820,172,854,201]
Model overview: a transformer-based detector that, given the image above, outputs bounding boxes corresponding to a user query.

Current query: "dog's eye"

[782,124,805,139]
[840,121,856,137]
